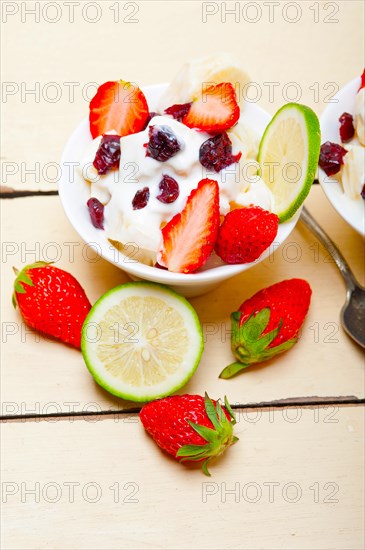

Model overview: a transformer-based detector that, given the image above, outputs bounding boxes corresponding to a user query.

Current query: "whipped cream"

[81,115,273,263]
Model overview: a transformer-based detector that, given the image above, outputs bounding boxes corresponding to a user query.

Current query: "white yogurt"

[80,115,273,261]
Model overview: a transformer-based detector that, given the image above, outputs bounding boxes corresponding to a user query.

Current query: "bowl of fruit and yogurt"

[59,56,303,296]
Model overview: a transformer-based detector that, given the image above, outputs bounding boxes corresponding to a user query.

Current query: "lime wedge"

[81,282,203,402]
[258,103,321,222]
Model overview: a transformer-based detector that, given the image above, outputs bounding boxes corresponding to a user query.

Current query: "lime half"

[258,103,321,222]
[81,282,203,402]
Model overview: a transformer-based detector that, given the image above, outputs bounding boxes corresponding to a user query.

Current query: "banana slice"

[228,121,259,160]
[158,54,250,112]
[354,88,365,146]
[233,177,274,212]
[341,145,365,200]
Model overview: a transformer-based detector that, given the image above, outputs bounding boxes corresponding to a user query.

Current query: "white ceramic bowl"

[59,83,300,297]
[319,76,365,236]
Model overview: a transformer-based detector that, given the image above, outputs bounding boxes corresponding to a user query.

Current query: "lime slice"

[258,103,321,222]
[81,282,203,402]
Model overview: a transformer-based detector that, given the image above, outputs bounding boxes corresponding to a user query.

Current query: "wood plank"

[1,186,364,417]
[1,406,364,549]
[1,1,363,191]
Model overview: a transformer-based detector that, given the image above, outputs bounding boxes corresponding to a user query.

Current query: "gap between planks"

[1,397,364,423]
[0,188,58,199]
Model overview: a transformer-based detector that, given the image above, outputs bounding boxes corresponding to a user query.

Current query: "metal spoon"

[300,206,365,348]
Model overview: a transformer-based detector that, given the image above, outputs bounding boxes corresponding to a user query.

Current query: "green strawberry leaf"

[253,320,283,354]
[176,444,210,459]
[202,459,212,477]
[187,420,216,442]
[215,399,227,424]
[219,362,250,379]
[203,393,220,430]
[223,396,237,425]
[260,338,298,359]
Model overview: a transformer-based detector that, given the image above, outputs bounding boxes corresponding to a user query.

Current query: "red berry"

[219,279,312,379]
[164,103,192,121]
[199,132,242,172]
[319,141,348,176]
[143,112,159,130]
[156,175,180,204]
[145,125,183,162]
[154,262,168,270]
[93,134,121,175]
[87,197,104,229]
[339,112,355,143]
[132,187,150,209]
[239,279,312,348]
[215,207,279,264]
[13,262,91,349]
[140,393,238,476]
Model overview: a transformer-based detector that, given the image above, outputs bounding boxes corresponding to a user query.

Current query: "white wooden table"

[1,2,364,548]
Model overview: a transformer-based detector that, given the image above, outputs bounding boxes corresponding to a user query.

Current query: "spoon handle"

[300,206,357,291]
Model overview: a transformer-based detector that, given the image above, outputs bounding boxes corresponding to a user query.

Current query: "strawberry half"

[89,81,149,139]
[182,83,240,133]
[140,393,238,476]
[215,206,279,264]
[359,68,365,91]
[157,178,220,273]
[220,279,312,378]
[13,262,91,349]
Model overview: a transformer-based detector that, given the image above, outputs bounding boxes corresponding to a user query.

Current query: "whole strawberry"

[140,393,238,476]
[13,262,91,349]
[220,279,312,378]
[215,206,279,264]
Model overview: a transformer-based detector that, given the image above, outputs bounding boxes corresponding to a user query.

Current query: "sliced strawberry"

[182,83,240,133]
[89,81,149,139]
[158,179,220,274]
[359,69,365,91]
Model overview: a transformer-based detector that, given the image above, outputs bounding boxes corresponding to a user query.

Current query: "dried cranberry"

[199,132,242,172]
[154,262,168,270]
[145,125,183,162]
[319,141,348,176]
[143,112,159,130]
[156,175,180,204]
[164,103,192,121]
[339,112,355,142]
[132,187,150,209]
[93,134,121,175]
[361,184,365,200]
[87,197,104,229]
